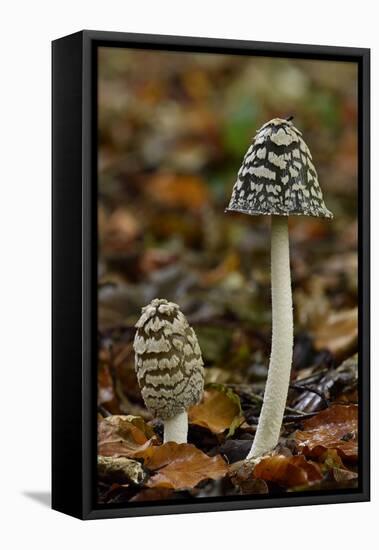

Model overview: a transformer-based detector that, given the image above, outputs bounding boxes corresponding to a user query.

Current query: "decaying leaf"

[98,364,117,411]
[295,404,358,461]
[320,449,358,482]
[201,252,240,287]
[312,307,358,361]
[102,208,141,254]
[98,455,146,485]
[138,442,228,490]
[97,51,360,504]
[129,488,176,502]
[295,276,331,329]
[98,415,158,458]
[146,174,210,210]
[253,455,323,487]
[331,466,358,482]
[229,460,269,494]
[139,248,177,275]
[220,438,254,463]
[188,384,244,436]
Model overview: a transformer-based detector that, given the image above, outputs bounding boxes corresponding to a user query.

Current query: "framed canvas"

[52,30,370,520]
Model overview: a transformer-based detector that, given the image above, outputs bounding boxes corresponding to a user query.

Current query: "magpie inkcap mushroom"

[226,118,333,459]
[134,298,204,444]
[226,117,333,219]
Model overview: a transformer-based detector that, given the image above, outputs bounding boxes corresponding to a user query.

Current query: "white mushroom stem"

[163,411,188,444]
[247,216,293,459]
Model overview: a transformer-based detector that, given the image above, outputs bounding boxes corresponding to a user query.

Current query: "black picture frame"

[52,30,370,520]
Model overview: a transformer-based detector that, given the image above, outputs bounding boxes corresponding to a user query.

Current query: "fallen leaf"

[146,174,210,210]
[98,455,146,485]
[102,208,141,255]
[253,455,323,487]
[294,276,330,328]
[220,439,254,463]
[201,252,240,286]
[188,384,244,436]
[331,467,358,482]
[292,353,358,413]
[98,204,107,244]
[98,415,158,458]
[290,217,330,243]
[295,404,358,461]
[204,367,241,386]
[229,460,269,494]
[98,364,117,411]
[97,481,133,505]
[337,388,358,403]
[149,212,203,245]
[138,442,228,490]
[320,448,346,470]
[139,248,177,275]
[318,449,358,482]
[129,488,175,502]
[312,308,358,361]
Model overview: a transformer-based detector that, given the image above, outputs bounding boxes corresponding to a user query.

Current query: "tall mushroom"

[226,117,333,459]
[134,298,204,444]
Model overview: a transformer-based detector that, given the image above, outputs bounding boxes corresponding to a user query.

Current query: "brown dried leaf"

[313,307,358,361]
[139,248,177,275]
[146,174,210,210]
[320,448,346,470]
[319,449,358,483]
[102,208,141,254]
[332,467,358,482]
[201,252,240,287]
[98,415,158,458]
[319,450,358,482]
[138,442,228,490]
[229,460,269,494]
[253,455,323,488]
[295,404,358,461]
[98,364,117,411]
[129,488,175,502]
[98,455,146,485]
[188,385,244,436]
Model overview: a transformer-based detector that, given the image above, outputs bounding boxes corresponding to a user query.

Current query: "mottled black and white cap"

[226,118,333,218]
[134,299,204,420]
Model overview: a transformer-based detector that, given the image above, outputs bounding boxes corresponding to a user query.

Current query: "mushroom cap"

[133,298,204,420]
[226,118,333,218]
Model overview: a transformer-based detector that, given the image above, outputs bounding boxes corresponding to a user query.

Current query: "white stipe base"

[163,411,188,444]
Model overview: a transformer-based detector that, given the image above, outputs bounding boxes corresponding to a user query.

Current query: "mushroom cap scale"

[134,299,204,420]
[226,118,333,219]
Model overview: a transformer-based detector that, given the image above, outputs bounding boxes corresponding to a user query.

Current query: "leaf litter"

[97,50,360,503]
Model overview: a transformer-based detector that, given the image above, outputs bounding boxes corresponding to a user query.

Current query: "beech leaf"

[295,404,358,461]
[138,442,228,490]
[98,415,158,458]
[312,307,358,361]
[98,455,146,485]
[253,455,323,488]
[188,384,244,436]
[146,174,210,210]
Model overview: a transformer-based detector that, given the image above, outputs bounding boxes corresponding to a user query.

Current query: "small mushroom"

[226,117,333,459]
[133,298,204,444]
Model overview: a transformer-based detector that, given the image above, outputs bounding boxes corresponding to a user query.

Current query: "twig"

[229,384,311,417]
[289,383,330,408]
[98,405,112,417]
[282,411,321,423]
